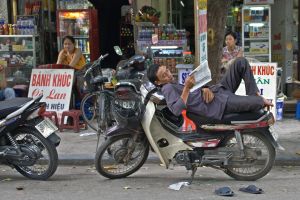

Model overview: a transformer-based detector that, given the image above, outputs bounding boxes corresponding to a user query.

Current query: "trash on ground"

[1,178,12,182]
[79,132,96,137]
[16,186,24,190]
[123,186,132,190]
[168,181,189,191]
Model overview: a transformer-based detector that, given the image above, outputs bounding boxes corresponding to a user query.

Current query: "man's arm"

[181,75,194,104]
[161,84,187,116]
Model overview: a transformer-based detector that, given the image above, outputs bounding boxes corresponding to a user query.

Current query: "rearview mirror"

[114,46,123,56]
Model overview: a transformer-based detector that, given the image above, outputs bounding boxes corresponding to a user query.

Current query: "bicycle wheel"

[80,92,100,131]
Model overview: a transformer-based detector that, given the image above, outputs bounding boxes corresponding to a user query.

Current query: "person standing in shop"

[221,31,243,74]
[0,64,15,101]
[56,35,86,70]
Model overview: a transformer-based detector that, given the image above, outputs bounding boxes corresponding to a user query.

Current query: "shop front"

[0,0,58,95]
[0,0,97,98]
[130,0,206,82]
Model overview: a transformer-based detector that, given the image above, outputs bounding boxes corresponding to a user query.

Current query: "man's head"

[147,64,174,86]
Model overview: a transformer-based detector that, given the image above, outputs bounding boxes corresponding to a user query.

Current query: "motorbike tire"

[223,130,275,181]
[12,127,58,180]
[95,134,149,179]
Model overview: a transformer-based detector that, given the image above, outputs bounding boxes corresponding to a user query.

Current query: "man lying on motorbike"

[147,57,273,120]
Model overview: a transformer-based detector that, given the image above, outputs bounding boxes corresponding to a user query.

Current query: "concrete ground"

[56,117,300,166]
[1,164,300,200]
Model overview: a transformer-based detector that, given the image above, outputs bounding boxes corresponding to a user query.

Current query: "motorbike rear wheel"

[12,127,58,180]
[223,130,275,181]
[95,134,149,179]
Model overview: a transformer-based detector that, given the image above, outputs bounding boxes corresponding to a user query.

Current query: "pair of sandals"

[215,185,264,197]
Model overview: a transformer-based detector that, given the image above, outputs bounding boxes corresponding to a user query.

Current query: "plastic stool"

[41,111,59,126]
[60,109,86,132]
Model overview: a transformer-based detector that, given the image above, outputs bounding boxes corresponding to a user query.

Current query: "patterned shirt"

[222,46,242,61]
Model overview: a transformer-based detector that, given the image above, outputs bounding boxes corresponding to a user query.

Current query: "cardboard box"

[0,60,7,89]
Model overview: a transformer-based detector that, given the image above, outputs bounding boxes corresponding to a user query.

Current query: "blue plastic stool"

[296,100,300,120]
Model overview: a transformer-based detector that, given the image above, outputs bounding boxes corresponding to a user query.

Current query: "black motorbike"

[0,96,60,180]
[80,47,146,132]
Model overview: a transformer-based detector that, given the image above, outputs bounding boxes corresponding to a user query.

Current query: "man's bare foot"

[256,92,274,107]
[263,97,274,107]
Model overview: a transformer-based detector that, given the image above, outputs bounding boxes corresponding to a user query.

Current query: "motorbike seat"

[187,109,267,126]
[0,98,33,119]
[117,79,142,92]
[90,76,108,85]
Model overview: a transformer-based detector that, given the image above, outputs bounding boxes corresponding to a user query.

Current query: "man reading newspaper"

[147,57,273,120]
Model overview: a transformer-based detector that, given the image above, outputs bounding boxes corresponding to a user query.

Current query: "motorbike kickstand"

[188,166,197,185]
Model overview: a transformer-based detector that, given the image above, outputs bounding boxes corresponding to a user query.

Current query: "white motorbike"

[95,80,280,182]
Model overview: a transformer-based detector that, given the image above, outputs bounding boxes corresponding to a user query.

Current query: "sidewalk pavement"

[56,117,300,166]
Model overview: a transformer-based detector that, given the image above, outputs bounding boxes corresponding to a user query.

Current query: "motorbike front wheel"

[12,127,58,180]
[223,130,275,181]
[95,134,149,179]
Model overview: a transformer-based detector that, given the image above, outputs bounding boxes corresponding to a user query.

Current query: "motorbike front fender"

[47,133,61,147]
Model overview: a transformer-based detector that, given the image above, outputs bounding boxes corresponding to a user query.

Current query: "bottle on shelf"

[0,15,5,26]
[0,24,3,35]
[161,24,166,40]
[3,23,8,35]
[8,24,13,35]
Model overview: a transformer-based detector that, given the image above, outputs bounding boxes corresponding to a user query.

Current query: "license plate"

[35,118,58,138]
[122,101,135,109]
[269,125,278,141]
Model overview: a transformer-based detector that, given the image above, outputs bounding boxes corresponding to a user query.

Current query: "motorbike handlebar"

[84,53,109,77]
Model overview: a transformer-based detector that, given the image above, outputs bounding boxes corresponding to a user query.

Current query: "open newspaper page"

[189,60,212,92]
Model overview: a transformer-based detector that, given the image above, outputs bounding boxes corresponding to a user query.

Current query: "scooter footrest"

[201,153,233,165]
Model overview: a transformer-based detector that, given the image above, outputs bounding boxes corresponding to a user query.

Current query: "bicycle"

[80,54,115,132]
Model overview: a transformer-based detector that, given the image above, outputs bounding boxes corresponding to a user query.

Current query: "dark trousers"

[220,57,264,114]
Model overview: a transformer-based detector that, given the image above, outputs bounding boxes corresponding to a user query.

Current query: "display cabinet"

[135,22,187,54]
[150,46,184,78]
[0,35,40,68]
[0,35,39,87]
[242,5,271,62]
[57,9,99,63]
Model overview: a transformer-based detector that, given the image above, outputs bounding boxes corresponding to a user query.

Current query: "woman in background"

[221,31,243,64]
[56,35,86,70]
[220,31,243,74]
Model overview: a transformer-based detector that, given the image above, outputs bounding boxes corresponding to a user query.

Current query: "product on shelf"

[242,5,271,62]
[136,23,187,54]
[120,23,134,57]
[151,47,184,76]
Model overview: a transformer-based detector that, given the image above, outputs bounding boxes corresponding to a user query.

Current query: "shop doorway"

[167,0,195,53]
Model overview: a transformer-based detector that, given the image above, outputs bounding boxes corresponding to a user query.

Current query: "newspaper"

[189,60,212,92]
